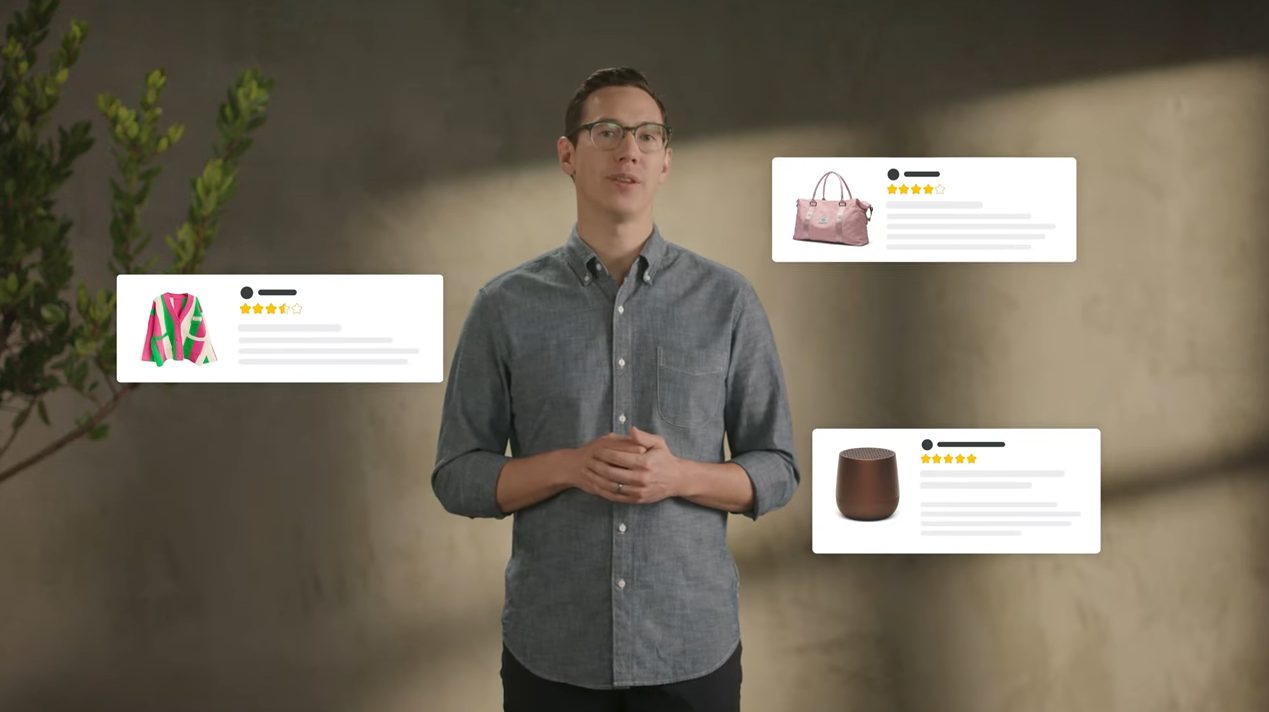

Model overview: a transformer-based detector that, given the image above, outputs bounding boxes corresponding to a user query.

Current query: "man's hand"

[583,427,685,505]
[568,433,648,500]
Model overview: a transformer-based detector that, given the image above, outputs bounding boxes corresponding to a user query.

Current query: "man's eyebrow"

[587,116,660,125]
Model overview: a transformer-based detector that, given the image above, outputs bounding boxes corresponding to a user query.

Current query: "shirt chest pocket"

[656,345,728,429]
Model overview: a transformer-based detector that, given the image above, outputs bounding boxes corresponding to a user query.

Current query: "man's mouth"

[609,175,640,184]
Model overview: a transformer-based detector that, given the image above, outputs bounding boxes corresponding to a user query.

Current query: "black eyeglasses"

[569,120,672,152]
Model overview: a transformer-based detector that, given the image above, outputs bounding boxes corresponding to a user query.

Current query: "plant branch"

[0,382,138,486]
[0,397,36,461]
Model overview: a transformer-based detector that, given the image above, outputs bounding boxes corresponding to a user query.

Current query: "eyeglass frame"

[567,120,674,152]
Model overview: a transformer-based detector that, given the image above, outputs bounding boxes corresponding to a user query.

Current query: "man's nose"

[615,131,641,159]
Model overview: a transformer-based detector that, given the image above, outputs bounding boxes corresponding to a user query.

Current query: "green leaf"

[6,272,18,291]
[88,423,109,441]
[40,303,65,323]
[37,400,49,425]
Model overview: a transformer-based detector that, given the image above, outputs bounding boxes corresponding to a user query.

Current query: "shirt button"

[643,274,650,283]
[617,305,624,314]
[618,523,627,532]
[618,358,625,368]
[584,275,591,283]
[618,414,626,424]
[617,579,626,589]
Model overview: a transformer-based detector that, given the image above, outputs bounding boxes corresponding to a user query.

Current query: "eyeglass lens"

[589,122,667,151]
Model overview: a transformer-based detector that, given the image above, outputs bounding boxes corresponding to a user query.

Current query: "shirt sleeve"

[724,282,801,520]
[431,287,512,519]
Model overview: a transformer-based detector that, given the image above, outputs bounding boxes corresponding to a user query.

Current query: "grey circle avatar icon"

[240,286,253,299]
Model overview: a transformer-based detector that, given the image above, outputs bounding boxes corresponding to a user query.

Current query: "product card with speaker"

[811,428,1101,554]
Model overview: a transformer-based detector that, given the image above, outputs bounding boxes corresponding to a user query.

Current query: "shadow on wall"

[0,0,1267,709]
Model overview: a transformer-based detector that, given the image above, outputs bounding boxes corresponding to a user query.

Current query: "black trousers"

[501,642,742,712]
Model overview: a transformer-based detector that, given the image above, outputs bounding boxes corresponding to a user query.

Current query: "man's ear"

[557,136,576,177]
[659,146,672,184]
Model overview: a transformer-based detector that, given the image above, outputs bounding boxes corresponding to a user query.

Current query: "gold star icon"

[935,184,946,194]
[266,303,277,314]
[967,454,977,464]
[291,303,303,315]
[921,454,930,463]
[888,184,897,194]
[931,454,942,463]
[278,304,287,314]
[252,303,263,314]
[240,303,251,314]
[956,453,965,463]
[898,184,910,194]
[924,184,934,194]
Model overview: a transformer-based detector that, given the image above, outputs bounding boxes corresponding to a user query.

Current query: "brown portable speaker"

[836,447,900,521]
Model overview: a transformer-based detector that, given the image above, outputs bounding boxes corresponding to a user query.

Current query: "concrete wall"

[0,0,1266,709]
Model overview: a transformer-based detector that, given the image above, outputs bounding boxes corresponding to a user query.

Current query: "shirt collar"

[564,224,668,286]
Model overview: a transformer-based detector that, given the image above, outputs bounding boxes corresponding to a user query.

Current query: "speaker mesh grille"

[840,447,895,461]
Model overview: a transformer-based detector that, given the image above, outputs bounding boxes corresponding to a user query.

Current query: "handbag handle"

[808,171,854,205]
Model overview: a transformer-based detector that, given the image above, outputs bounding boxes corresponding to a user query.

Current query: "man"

[432,67,799,712]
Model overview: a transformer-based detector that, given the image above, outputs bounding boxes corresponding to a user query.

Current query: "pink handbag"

[791,171,872,246]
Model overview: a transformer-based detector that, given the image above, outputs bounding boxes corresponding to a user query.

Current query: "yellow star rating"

[888,183,949,195]
[241,302,302,315]
[921,453,978,464]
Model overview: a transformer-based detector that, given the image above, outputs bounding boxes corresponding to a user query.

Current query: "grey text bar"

[886,223,1056,230]
[887,201,983,208]
[915,511,1080,517]
[886,234,1045,240]
[921,502,1058,507]
[884,213,1031,219]
[921,521,1071,527]
[921,482,1033,489]
[887,244,1032,250]
[238,337,392,343]
[239,348,419,355]
[237,324,341,332]
[239,359,408,365]
[921,530,1021,536]
[920,470,1063,477]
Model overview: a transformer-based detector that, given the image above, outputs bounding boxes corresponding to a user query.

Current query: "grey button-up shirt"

[432,225,799,689]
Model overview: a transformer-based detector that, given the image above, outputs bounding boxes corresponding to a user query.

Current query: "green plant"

[0,0,274,486]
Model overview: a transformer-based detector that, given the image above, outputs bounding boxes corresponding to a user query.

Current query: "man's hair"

[563,67,669,142]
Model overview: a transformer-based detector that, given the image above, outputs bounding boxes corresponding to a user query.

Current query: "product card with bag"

[772,156,1077,263]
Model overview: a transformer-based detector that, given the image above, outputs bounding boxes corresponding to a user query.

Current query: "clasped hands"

[573,427,685,505]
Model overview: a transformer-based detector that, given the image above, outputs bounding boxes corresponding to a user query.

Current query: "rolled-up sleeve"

[432,288,512,519]
[724,283,800,520]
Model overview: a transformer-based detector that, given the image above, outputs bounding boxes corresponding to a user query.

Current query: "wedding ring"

[615,483,624,494]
